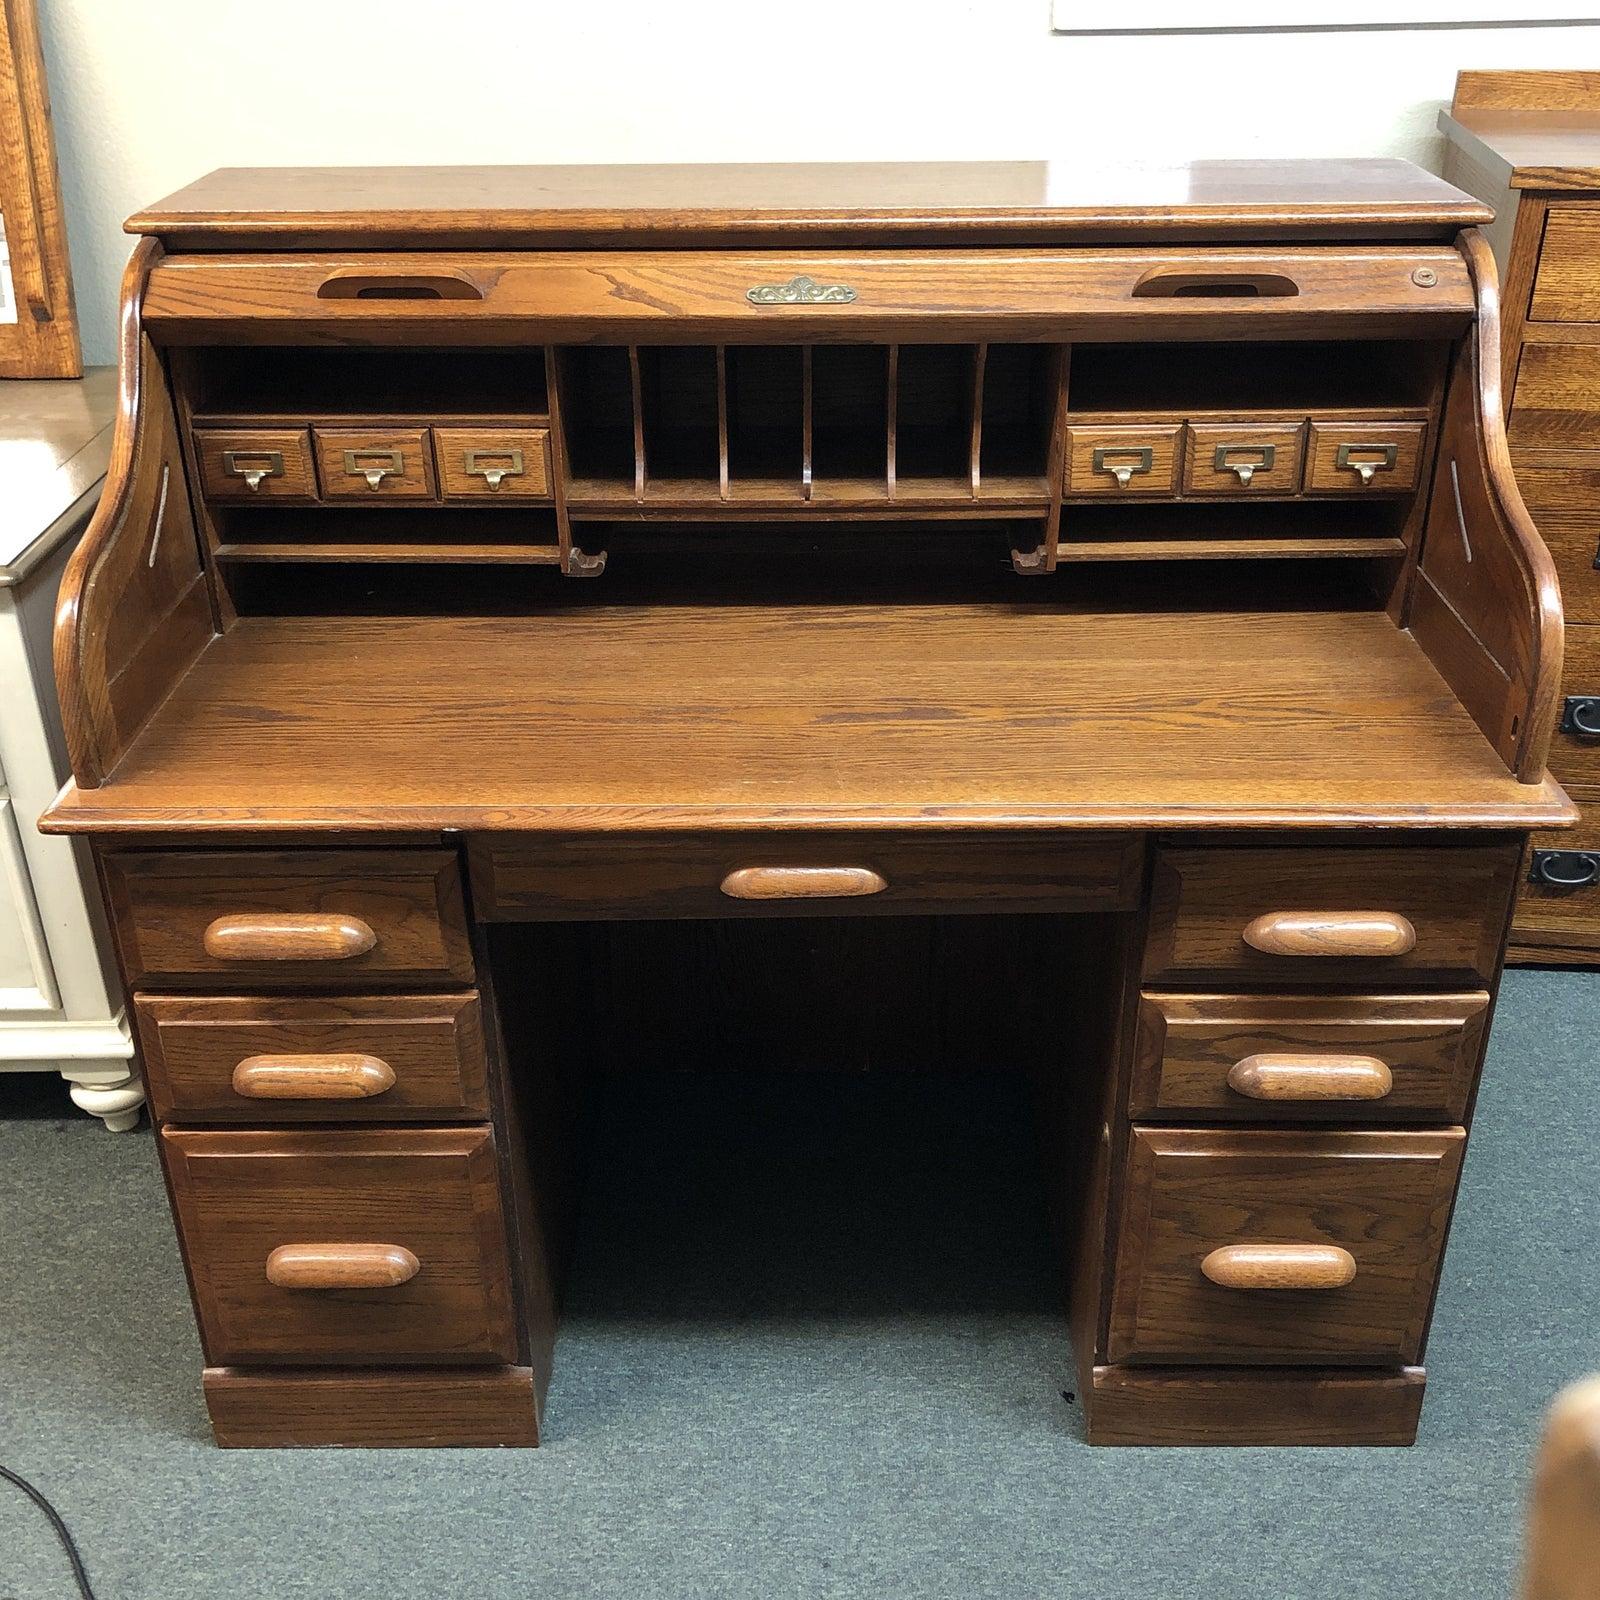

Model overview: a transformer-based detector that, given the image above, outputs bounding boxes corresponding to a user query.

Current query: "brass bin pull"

[1201,1244,1357,1291]
[1213,443,1275,487]
[1242,910,1417,959]
[1336,442,1400,486]
[203,912,378,963]
[342,448,405,490]
[464,447,524,490]
[1092,445,1154,489]
[720,866,889,900]
[221,449,284,492]
[266,1243,420,1290]
[1227,1053,1394,1102]
[233,1054,397,1100]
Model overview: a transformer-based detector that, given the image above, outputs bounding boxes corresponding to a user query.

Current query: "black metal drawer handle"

[1561,696,1600,740]
[1529,850,1600,890]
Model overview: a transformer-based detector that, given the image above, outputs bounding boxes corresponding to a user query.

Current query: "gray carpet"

[2,966,1596,1600]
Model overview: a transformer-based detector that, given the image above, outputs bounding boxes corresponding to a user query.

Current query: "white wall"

[35,0,1600,364]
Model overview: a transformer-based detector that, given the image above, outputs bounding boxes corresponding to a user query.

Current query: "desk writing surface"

[45,605,1570,834]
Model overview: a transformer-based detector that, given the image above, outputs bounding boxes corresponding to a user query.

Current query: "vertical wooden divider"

[801,344,814,503]
[543,345,578,574]
[716,346,731,502]
[886,345,899,502]
[627,346,647,503]
[1041,344,1072,572]
[969,343,988,498]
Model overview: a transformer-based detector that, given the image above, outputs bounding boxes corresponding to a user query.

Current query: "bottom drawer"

[1108,1127,1463,1365]
[1513,799,1600,962]
[163,1127,517,1366]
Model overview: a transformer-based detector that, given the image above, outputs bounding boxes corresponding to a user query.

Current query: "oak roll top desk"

[44,160,1573,1449]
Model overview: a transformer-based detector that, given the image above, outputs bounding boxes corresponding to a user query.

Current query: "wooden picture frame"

[0,0,79,377]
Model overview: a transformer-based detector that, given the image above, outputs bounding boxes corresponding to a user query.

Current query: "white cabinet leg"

[66,1071,145,1132]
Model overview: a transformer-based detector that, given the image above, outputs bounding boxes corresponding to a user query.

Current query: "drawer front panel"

[1513,798,1600,958]
[1065,425,1182,495]
[1510,343,1600,451]
[1507,458,1600,625]
[104,850,474,988]
[195,427,317,502]
[435,427,552,500]
[1108,1127,1464,1364]
[1304,421,1425,494]
[1130,991,1489,1121]
[1529,207,1600,323]
[1143,842,1518,986]
[313,427,436,499]
[136,992,489,1122]
[163,1127,516,1366]
[1182,423,1303,496]
[468,831,1142,920]
[1550,625,1600,786]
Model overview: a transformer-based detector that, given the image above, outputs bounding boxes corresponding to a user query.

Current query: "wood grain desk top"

[43,604,1572,835]
[1439,69,1600,190]
[127,160,1492,250]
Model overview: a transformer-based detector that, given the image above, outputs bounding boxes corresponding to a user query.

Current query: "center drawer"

[103,849,475,988]
[163,1127,517,1366]
[1143,841,1519,986]
[1108,1127,1464,1365]
[468,831,1142,919]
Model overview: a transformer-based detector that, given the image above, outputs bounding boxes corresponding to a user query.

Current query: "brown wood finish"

[470,832,1141,920]
[137,248,1476,347]
[0,0,80,377]
[43,609,1573,836]
[1143,841,1520,986]
[1130,991,1489,1121]
[204,1365,540,1448]
[1510,798,1600,963]
[135,991,489,1121]
[1528,208,1600,322]
[1085,1364,1426,1447]
[1511,457,1600,624]
[1107,1127,1464,1364]
[42,161,1579,1449]
[102,849,474,987]
[194,427,318,501]
[52,240,217,789]
[163,1126,517,1366]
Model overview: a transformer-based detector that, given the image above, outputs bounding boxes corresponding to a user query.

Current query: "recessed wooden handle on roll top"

[1227,1053,1394,1102]
[265,1242,420,1290]
[203,913,378,962]
[720,866,888,900]
[1242,910,1417,958]
[1201,1244,1357,1291]
[232,1054,397,1101]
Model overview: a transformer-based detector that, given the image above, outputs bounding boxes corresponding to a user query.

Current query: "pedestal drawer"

[104,850,474,988]
[1108,1127,1464,1365]
[163,1127,517,1366]
[1143,842,1518,986]
[1130,991,1489,1122]
[136,992,489,1122]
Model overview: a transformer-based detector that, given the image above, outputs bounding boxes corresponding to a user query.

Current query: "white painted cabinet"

[0,370,139,1129]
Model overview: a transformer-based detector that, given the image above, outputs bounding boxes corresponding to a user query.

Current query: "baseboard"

[204,1365,541,1448]
[1086,1363,1426,1446]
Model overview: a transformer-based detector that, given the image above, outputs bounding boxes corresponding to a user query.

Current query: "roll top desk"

[45,160,1572,1448]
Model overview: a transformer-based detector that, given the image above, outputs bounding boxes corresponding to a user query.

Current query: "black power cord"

[0,1464,97,1599]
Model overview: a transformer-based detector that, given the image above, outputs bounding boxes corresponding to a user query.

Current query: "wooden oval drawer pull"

[1201,1244,1356,1291]
[203,913,378,963]
[720,866,888,900]
[232,1054,396,1101]
[1227,1053,1394,1102]
[1242,910,1416,959]
[265,1242,420,1290]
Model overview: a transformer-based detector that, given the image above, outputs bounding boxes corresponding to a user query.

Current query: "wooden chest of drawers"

[1443,71,1600,963]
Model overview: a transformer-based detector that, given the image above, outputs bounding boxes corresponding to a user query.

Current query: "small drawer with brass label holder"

[313,427,437,499]
[1066,424,1182,495]
[196,427,318,502]
[436,427,552,500]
